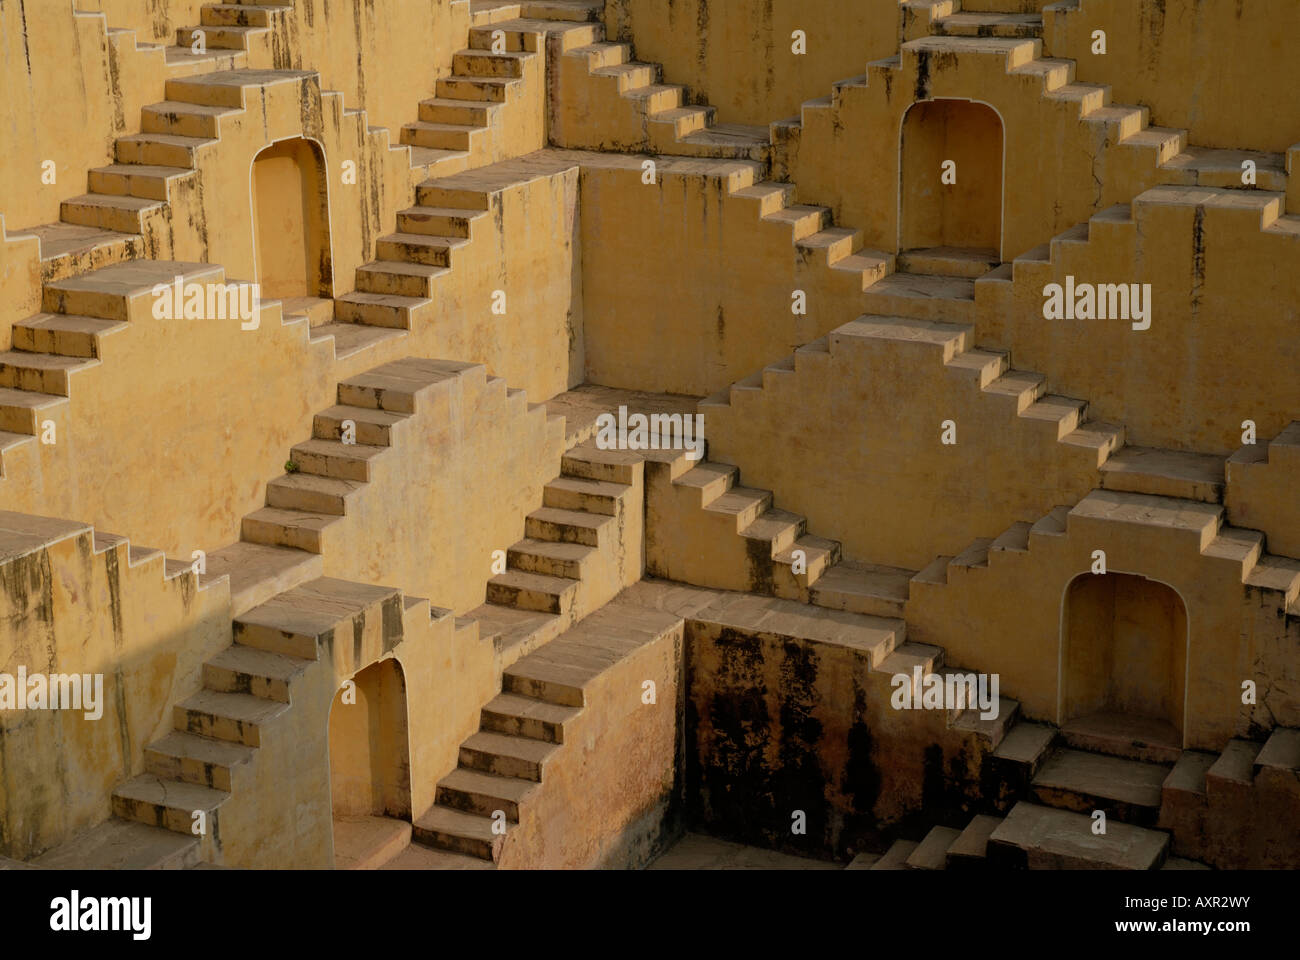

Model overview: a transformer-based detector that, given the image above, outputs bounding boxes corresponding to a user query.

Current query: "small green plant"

[284,460,299,473]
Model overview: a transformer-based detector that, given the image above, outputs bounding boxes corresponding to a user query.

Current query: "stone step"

[525,505,613,547]
[1059,713,1182,764]
[266,472,362,515]
[946,814,1003,869]
[144,730,257,791]
[436,767,536,821]
[112,775,227,836]
[896,245,999,278]
[199,541,323,618]
[459,730,559,781]
[31,818,200,870]
[502,654,590,708]
[1031,748,1171,826]
[0,386,67,433]
[379,840,496,870]
[506,537,596,579]
[334,291,429,329]
[141,100,236,139]
[436,75,513,102]
[313,403,408,446]
[987,801,1169,869]
[202,643,310,702]
[990,721,1058,796]
[868,839,918,870]
[905,825,962,869]
[87,163,195,202]
[174,689,291,747]
[13,313,128,358]
[332,815,412,870]
[480,692,580,743]
[0,351,98,395]
[809,561,914,618]
[241,506,341,553]
[375,232,466,267]
[288,438,388,483]
[486,568,578,615]
[453,48,530,78]
[1099,446,1226,503]
[411,805,501,861]
[543,474,627,515]
[355,260,450,299]
[232,577,400,658]
[935,12,1043,38]
[861,272,976,323]
[115,131,214,168]
[418,96,499,126]
[395,204,488,238]
[59,192,164,234]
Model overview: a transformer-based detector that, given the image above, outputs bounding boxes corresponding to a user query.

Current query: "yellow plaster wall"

[600,0,901,127]
[578,153,873,397]
[0,6,163,230]
[792,38,1174,261]
[1045,0,1300,152]
[906,496,1296,750]
[977,188,1300,454]
[0,514,230,860]
[702,321,1105,571]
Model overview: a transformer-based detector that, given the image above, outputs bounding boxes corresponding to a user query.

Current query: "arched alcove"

[899,98,1004,260]
[250,137,332,299]
[1062,572,1187,745]
[328,656,412,866]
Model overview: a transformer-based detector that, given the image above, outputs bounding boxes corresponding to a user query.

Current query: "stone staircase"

[203,357,534,616]
[474,0,772,162]
[171,1,295,67]
[110,576,405,864]
[7,68,293,282]
[903,1,1046,41]
[924,489,1300,620]
[469,439,645,662]
[866,719,1300,869]
[336,152,576,338]
[0,258,375,491]
[0,260,222,482]
[896,24,1287,197]
[411,597,674,865]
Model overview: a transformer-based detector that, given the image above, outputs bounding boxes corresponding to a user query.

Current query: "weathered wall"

[703,319,1106,571]
[677,591,988,860]
[578,152,872,397]
[314,364,564,617]
[1,1,471,232]
[497,606,685,869]
[906,493,1298,751]
[1,272,346,563]
[87,0,471,138]
[792,38,1176,262]
[0,513,230,860]
[602,0,900,127]
[978,186,1300,454]
[1045,0,1300,152]
[0,6,163,230]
